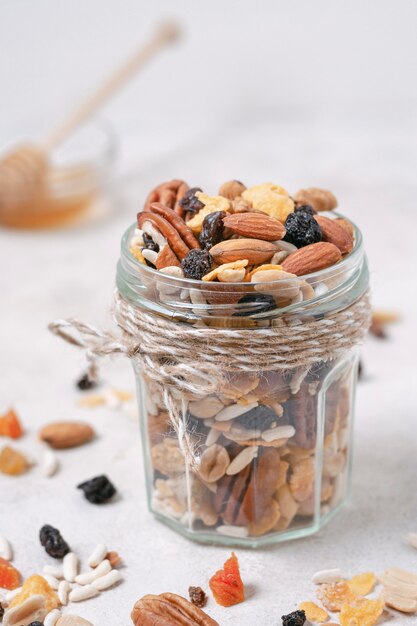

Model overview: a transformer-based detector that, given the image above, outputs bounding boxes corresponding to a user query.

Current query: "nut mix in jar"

[116,179,370,547]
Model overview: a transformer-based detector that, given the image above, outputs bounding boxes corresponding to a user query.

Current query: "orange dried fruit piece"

[0,445,28,475]
[317,580,357,612]
[10,574,59,612]
[299,601,329,623]
[209,552,245,607]
[0,556,21,589]
[340,597,384,626]
[347,572,376,596]
[0,408,23,439]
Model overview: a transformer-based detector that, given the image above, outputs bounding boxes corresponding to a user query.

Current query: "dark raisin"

[179,187,204,216]
[200,211,226,249]
[234,293,276,316]
[235,404,279,431]
[284,211,322,248]
[188,586,207,608]
[39,524,70,559]
[181,249,213,280]
[0,603,4,621]
[281,610,306,626]
[142,232,159,253]
[28,623,45,626]
[294,203,317,215]
[77,475,116,504]
[76,372,98,391]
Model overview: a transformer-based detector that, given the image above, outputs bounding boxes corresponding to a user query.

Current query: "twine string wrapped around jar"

[49,289,371,472]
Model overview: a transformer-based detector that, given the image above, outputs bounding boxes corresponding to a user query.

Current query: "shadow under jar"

[116,219,369,547]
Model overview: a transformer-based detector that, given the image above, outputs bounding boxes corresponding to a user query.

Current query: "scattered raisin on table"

[28,622,45,626]
[284,211,322,248]
[142,232,160,253]
[200,211,226,249]
[234,293,276,316]
[181,249,213,280]
[188,586,207,608]
[179,187,204,217]
[39,525,70,559]
[235,405,279,431]
[77,475,116,504]
[281,609,306,626]
[76,372,98,391]
[294,203,317,215]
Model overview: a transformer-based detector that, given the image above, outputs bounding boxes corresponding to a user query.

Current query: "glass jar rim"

[117,214,368,324]
[120,213,363,286]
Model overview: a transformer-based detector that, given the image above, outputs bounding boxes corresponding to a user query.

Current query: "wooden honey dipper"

[0,21,181,226]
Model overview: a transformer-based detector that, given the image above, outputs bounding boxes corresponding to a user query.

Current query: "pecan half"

[156,244,181,269]
[144,180,189,214]
[137,212,190,260]
[213,448,281,535]
[149,203,201,250]
[288,382,317,449]
[131,592,219,626]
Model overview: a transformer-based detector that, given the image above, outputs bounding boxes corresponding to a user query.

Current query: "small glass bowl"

[0,120,117,229]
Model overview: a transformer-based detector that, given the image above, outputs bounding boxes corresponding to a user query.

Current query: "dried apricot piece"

[317,580,357,612]
[209,552,245,607]
[0,409,23,439]
[299,601,329,623]
[347,572,376,596]
[0,556,21,589]
[9,574,59,612]
[0,445,28,475]
[340,597,384,626]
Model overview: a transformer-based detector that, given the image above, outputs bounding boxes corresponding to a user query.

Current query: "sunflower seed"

[63,552,78,583]
[91,569,122,591]
[0,534,12,560]
[312,568,343,584]
[87,543,108,568]
[44,608,62,626]
[68,585,99,602]
[226,446,258,475]
[214,401,258,422]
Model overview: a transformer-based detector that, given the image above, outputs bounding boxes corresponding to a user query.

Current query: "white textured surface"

[1,2,417,624]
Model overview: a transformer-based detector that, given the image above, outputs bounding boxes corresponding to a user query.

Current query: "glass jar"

[116,219,369,547]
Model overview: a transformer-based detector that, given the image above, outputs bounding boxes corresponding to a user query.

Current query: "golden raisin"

[0,445,28,475]
[340,597,384,626]
[347,572,376,596]
[299,601,329,623]
[10,574,60,612]
[317,580,357,612]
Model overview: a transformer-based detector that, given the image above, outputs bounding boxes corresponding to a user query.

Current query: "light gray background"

[1,1,417,624]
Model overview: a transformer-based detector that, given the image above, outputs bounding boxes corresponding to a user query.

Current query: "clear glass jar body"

[117,221,369,547]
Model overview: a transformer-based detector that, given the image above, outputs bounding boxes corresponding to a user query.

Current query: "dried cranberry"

[200,211,226,249]
[143,232,159,253]
[234,293,276,316]
[179,187,204,216]
[77,475,116,504]
[281,610,306,626]
[235,404,279,431]
[294,204,317,215]
[284,211,322,247]
[39,524,70,559]
[181,249,213,280]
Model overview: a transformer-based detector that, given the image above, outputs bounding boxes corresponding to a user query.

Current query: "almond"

[281,242,342,276]
[314,215,353,254]
[39,421,95,449]
[335,217,355,238]
[209,238,278,265]
[222,213,285,241]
